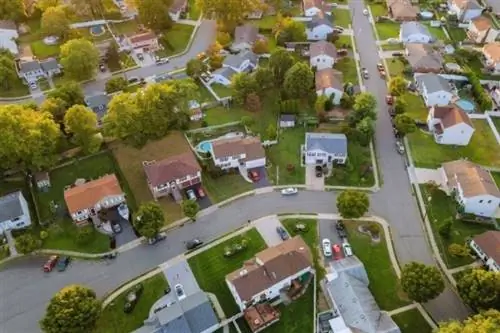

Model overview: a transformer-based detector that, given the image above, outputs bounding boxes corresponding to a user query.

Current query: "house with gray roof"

[85,93,111,125]
[405,43,443,73]
[18,58,61,83]
[399,22,433,43]
[306,14,334,40]
[415,73,456,107]
[303,132,348,166]
[0,191,32,233]
[209,51,258,86]
[448,0,482,22]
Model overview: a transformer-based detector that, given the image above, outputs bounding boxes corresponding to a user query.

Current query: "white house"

[400,22,433,43]
[209,67,238,86]
[303,132,348,166]
[168,0,187,21]
[315,68,344,104]
[441,160,500,217]
[415,73,455,107]
[427,104,475,146]
[128,31,159,51]
[469,231,500,272]
[309,40,336,70]
[482,42,500,74]
[0,191,32,233]
[0,20,19,55]
[209,51,258,86]
[226,236,313,310]
[306,15,334,41]
[467,16,499,44]
[211,136,266,170]
[18,58,61,84]
[303,0,325,17]
[448,0,483,22]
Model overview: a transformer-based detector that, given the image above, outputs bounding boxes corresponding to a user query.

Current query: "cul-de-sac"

[0,0,499,332]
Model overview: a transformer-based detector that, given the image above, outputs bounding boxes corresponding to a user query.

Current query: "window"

[479,200,483,203]
[487,200,492,204]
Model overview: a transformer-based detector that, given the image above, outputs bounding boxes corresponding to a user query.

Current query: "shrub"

[448,243,470,257]
[439,221,452,239]
[76,226,94,245]
[366,222,381,237]
[40,230,49,240]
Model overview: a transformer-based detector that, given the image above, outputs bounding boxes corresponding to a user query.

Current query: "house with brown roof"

[427,104,475,146]
[469,231,500,271]
[483,42,500,74]
[467,16,499,44]
[309,41,336,70]
[210,136,266,170]
[63,174,125,224]
[143,151,202,200]
[440,160,500,217]
[226,236,313,310]
[128,31,159,51]
[405,43,443,73]
[386,0,418,21]
[315,68,344,104]
[169,0,187,21]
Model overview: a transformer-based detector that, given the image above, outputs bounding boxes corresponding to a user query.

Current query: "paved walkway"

[448,261,481,275]
[387,303,418,316]
[4,230,18,257]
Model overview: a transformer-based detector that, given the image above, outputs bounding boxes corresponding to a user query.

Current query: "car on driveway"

[315,165,323,177]
[342,243,353,257]
[276,226,289,240]
[197,187,206,198]
[137,53,144,61]
[43,255,59,272]
[363,8,368,15]
[186,238,203,250]
[395,140,405,154]
[322,239,332,257]
[112,222,122,234]
[281,187,298,195]
[175,284,186,300]
[248,170,260,182]
[186,189,197,200]
[56,256,71,272]
[332,244,342,260]
[392,51,404,57]
[124,283,144,313]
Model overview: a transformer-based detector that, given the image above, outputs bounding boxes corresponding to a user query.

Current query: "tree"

[209,54,223,69]
[47,81,85,108]
[186,58,208,80]
[252,39,269,54]
[36,0,60,12]
[182,200,200,221]
[315,94,328,115]
[60,39,100,81]
[266,123,277,140]
[133,202,165,238]
[105,76,128,94]
[241,115,254,127]
[349,92,377,126]
[15,234,41,254]
[457,269,500,311]
[197,0,261,31]
[245,93,261,112]
[436,309,500,333]
[388,76,407,96]
[105,41,120,67]
[231,72,258,104]
[394,114,416,136]
[355,116,375,146]
[448,243,469,257]
[68,0,104,17]
[269,48,296,85]
[0,53,18,90]
[216,31,231,47]
[64,105,100,154]
[394,97,407,115]
[137,0,173,32]
[274,16,306,44]
[39,97,67,125]
[253,67,274,93]
[0,0,25,22]
[340,93,354,109]
[401,262,444,303]
[438,220,452,239]
[40,285,101,333]
[41,5,70,38]
[103,92,142,145]
[284,62,313,99]
[336,190,370,218]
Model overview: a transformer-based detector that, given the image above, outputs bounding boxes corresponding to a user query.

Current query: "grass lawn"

[38,78,51,91]
[42,220,110,253]
[188,0,201,19]
[446,26,467,42]
[334,57,358,85]
[30,40,60,59]
[493,172,500,188]
[492,116,500,134]
[267,127,306,185]
[202,171,254,203]
[391,309,433,333]
[369,4,388,17]
[386,57,406,77]
[158,24,194,56]
[332,9,351,28]
[407,120,500,168]
[325,141,375,187]
[107,52,136,72]
[211,83,233,98]
[197,83,217,102]
[381,43,404,51]
[334,35,352,50]
[188,229,267,316]
[425,24,448,42]
[95,273,168,333]
[204,106,246,125]
[111,19,140,36]
[345,221,410,310]
[0,77,30,97]
[375,22,400,40]
[420,184,494,269]
[402,93,427,122]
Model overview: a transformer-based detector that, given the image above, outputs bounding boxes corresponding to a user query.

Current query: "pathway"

[448,261,481,275]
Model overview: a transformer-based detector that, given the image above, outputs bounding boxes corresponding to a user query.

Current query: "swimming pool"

[90,25,105,36]
[197,141,212,154]
[455,99,475,113]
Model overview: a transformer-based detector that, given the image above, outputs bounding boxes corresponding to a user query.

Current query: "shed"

[34,171,50,190]
[280,114,296,128]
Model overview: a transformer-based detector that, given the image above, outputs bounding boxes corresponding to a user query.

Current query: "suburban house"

[441,160,500,217]
[427,104,475,146]
[232,24,261,51]
[399,22,433,43]
[405,43,444,73]
[143,151,202,201]
[189,100,203,121]
[303,132,348,166]
[482,42,500,74]
[211,136,266,170]
[168,0,187,21]
[226,236,313,311]
[448,0,483,22]
[303,0,325,17]
[0,20,19,55]
[0,191,32,233]
[484,0,500,17]
[63,174,126,224]
[306,14,334,40]
[315,68,344,104]
[309,40,336,70]
[128,31,159,51]
[467,16,499,43]
[415,73,455,106]
[280,114,296,128]
[386,0,418,21]
[323,257,401,333]
[209,67,238,86]
[210,51,259,86]
[18,58,61,84]
[85,93,111,125]
[469,231,500,272]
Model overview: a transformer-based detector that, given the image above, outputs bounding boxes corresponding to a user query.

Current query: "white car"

[322,239,332,257]
[387,38,400,44]
[342,243,353,257]
[186,189,197,201]
[156,57,169,65]
[363,9,369,15]
[281,187,298,195]
[174,284,186,300]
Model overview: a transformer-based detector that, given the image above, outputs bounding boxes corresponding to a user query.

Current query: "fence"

[70,18,133,29]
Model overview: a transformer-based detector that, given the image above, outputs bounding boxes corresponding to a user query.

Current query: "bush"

[448,243,470,257]
[76,226,94,245]
[366,222,381,237]
[439,221,452,239]
[40,230,49,240]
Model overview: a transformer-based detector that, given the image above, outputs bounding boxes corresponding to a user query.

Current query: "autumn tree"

[436,309,500,333]
[275,17,306,44]
[245,93,261,112]
[60,39,100,81]
[39,97,67,126]
[252,39,269,54]
[186,58,208,80]
[47,81,85,108]
[15,234,41,254]
[64,105,100,154]
[133,202,165,238]
[231,72,258,104]
[394,114,416,136]
[388,76,407,96]
[216,31,231,47]
[182,199,200,221]
[0,0,26,22]
[137,0,173,31]
[0,52,18,90]
[197,0,261,31]
[448,243,469,257]
[40,285,101,333]
[105,76,128,94]
[269,48,296,85]
[41,5,70,38]
[401,262,445,303]
[457,269,500,311]
[36,0,60,12]
[284,62,313,100]
[336,190,370,218]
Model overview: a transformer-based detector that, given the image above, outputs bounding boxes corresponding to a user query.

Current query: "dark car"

[186,238,203,250]
[56,256,71,272]
[124,283,144,313]
[112,222,122,234]
[148,232,167,245]
[338,228,347,238]
[315,165,323,177]
[137,53,144,61]
[276,226,289,240]
[99,63,106,72]
[392,51,404,57]
[336,220,345,231]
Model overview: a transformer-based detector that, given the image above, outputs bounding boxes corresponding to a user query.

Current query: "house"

[399,22,433,43]
[324,257,401,333]
[143,151,202,200]
[309,40,336,70]
[85,93,111,125]
[226,236,313,310]
[34,172,51,190]
[405,43,443,73]
[128,31,159,51]
[63,174,126,224]
[303,132,348,166]
[415,73,455,106]
[469,231,500,272]
[484,0,500,17]
[169,0,187,21]
[279,114,296,128]
[315,68,344,104]
[306,14,334,40]
[303,0,324,17]
[210,67,238,86]
[209,51,259,86]
[0,20,19,55]
[448,0,483,22]
[482,42,500,74]
[467,16,499,43]
[386,0,418,21]
[427,104,475,145]
[189,100,203,121]
[0,191,32,233]
[441,160,500,217]
[211,136,266,170]
[232,24,261,51]
[18,58,61,84]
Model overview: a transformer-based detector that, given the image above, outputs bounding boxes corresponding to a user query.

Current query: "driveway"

[305,165,325,191]
[249,167,270,188]
[413,168,446,187]
[318,219,345,263]
[185,184,212,210]
[254,216,287,247]
[105,207,138,246]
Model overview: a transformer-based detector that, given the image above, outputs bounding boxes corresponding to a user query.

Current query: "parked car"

[43,255,59,272]
[322,239,332,257]
[336,220,345,231]
[333,28,344,33]
[337,49,348,56]
[392,51,404,57]
[156,57,169,65]
[186,189,197,200]
[248,170,260,182]
[99,63,106,72]
[112,222,122,234]
[281,187,298,195]
[56,256,71,272]
[338,228,347,239]
[334,25,343,31]
[386,95,394,105]
[376,63,384,71]
[395,140,405,154]
[186,238,203,250]
[197,187,206,198]
[332,244,342,260]
[342,243,353,257]
[362,67,369,79]
[148,232,167,245]
[137,53,144,61]
[315,165,323,177]
[387,38,399,44]
[276,226,289,240]
[29,82,37,90]
[128,76,139,84]
[363,8,369,15]
[388,107,396,117]
[124,283,144,313]
[175,284,186,300]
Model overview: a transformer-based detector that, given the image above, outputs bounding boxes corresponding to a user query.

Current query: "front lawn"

[42,220,110,253]
[369,4,388,17]
[188,229,267,316]
[202,171,255,203]
[334,35,352,50]
[386,57,406,77]
[0,77,30,97]
[197,83,217,102]
[493,172,500,188]
[334,57,358,85]
[375,22,400,40]
[332,8,351,28]
[446,26,467,42]
[425,24,448,42]
[391,309,433,333]
[96,273,168,333]
[381,43,404,51]
[407,120,500,168]
[402,93,427,122]
[158,24,194,56]
[211,83,233,98]
[325,141,375,187]
[188,0,201,19]
[267,127,306,185]
[492,116,500,134]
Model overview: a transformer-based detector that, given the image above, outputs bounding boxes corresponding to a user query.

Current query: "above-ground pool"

[197,141,212,154]
[455,99,475,113]
[90,25,106,36]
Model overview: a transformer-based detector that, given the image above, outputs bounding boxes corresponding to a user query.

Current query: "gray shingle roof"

[213,66,237,80]
[307,15,333,29]
[0,191,24,222]
[40,58,59,72]
[19,60,41,73]
[85,94,111,120]
[305,132,347,155]
[280,114,296,122]
[416,73,452,93]
[400,22,432,40]
[223,50,258,69]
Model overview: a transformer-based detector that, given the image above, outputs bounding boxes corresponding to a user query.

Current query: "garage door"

[246,158,266,169]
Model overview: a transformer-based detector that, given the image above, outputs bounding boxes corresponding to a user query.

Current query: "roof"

[400,22,432,39]
[485,0,500,13]
[472,231,500,264]
[169,0,187,13]
[0,20,16,30]
[19,60,41,73]
[143,151,201,188]
[307,14,333,29]
[451,0,482,10]
[212,66,238,80]
[227,236,313,302]
[63,174,124,214]
[39,58,59,72]
[406,43,443,70]
[129,31,157,44]
[387,0,418,19]
[211,136,265,161]
[310,41,336,58]
[305,132,347,155]
[432,104,473,129]
[223,50,258,69]
[0,36,18,55]
[85,93,111,119]
[416,73,453,93]
[471,16,492,31]
[442,160,500,198]
[483,42,500,63]
[234,24,259,45]
[0,191,25,223]
[303,0,323,11]
[280,114,296,122]
[315,68,344,91]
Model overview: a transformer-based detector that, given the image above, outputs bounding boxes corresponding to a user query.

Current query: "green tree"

[64,105,99,154]
[133,202,165,238]
[457,269,500,311]
[394,97,407,114]
[401,262,445,303]
[448,243,469,257]
[36,0,60,12]
[336,190,370,218]
[269,48,296,85]
[436,309,500,333]
[438,220,452,239]
[60,39,100,81]
[216,31,231,47]
[266,123,277,140]
[355,116,375,146]
[231,72,258,104]
[241,115,254,127]
[350,92,377,125]
[41,5,70,38]
[394,114,416,136]
[253,67,274,93]
[340,93,354,109]
[315,94,328,115]
[0,53,18,90]
[15,234,41,254]
[40,285,101,333]
[0,0,25,22]
[103,92,142,144]
[196,0,261,31]
[275,17,306,44]
[388,76,407,96]
[284,62,313,99]
[137,0,173,32]
[105,41,120,68]
[252,38,269,54]
[182,199,200,221]
[105,76,128,93]
[47,81,85,108]
[186,58,208,80]
[39,97,67,125]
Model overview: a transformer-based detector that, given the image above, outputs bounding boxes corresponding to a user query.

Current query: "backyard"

[188,0,201,19]
[204,106,246,125]
[332,9,351,28]
[425,24,448,42]
[381,43,404,51]
[334,57,358,85]
[369,4,388,17]
[375,22,400,40]
[386,57,407,77]
[334,35,352,50]
[446,26,467,42]
[211,84,233,98]
[391,309,433,333]
[158,24,194,56]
